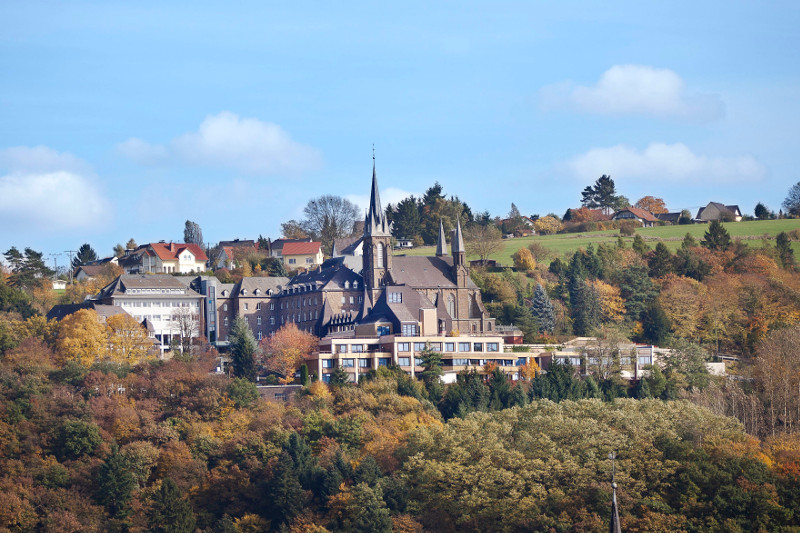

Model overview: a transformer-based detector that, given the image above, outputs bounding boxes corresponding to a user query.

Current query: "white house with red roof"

[281,241,323,268]
[611,207,660,228]
[120,242,208,274]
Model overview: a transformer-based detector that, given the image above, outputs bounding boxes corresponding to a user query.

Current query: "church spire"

[435,219,448,256]
[364,153,390,236]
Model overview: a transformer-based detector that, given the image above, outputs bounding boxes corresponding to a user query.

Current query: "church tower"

[451,217,468,287]
[362,157,392,299]
[435,219,448,257]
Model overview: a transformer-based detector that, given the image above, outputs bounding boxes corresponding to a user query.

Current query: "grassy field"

[400,219,800,266]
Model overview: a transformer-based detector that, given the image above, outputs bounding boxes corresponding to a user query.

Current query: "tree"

[72,243,98,268]
[620,264,657,322]
[632,234,650,255]
[533,215,561,235]
[702,220,732,251]
[648,242,673,278]
[125,238,138,250]
[183,220,204,247]
[4,247,54,291]
[300,195,360,254]
[464,225,503,263]
[590,280,625,324]
[262,323,317,384]
[106,314,156,365]
[170,307,199,355]
[389,196,422,240]
[56,309,109,366]
[229,316,258,381]
[531,284,555,334]
[113,243,126,258]
[755,202,774,220]
[147,478,196,533]
[281,220,308,239]
[634,196,668,214]
[512,248,536,271]
[418,348,444,400]
[96,447,136,519]
[776,231,795,270]
[641,302,671,345]
[581,175,620,215]
[782,181,800,217]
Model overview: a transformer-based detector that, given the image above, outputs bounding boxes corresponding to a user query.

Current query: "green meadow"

[400,219,800,266]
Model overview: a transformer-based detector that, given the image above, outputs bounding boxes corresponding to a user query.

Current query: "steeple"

[435,219,448,257]
[452,216,466,267]
[364,156,391,237]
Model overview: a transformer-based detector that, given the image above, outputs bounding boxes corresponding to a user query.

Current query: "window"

[341,359,355,367]
[397,342,410,352]
[398,357,411,366]
[445,342,455,352]
[344,281,350,289]
[257,331,262,340]
[388,292,402,303]
[359,359,370,368]
[270,317,275,325]
[413,342,427,352]
[473,343,483,352]
[257,316,262,325]
[322,374,331,383]
[288,258,296,264]
[322,360,334,368]
[452,358,470,366]
[341,296,346,304]
[415,357,423,366]
[401,324,417,336]
[274,392,287,401]
[620,356,632,365]
[306,257,312,264]
[353,281,358,289]
[351,344,364,353]
[638,355,653,365]
[376,242,385,268]
[244,303,249,310]
[570,357,582,366]
[430,343,442,351]
[486,343,499,352]
[376,325,390,336]
[447,295,455,317]
[378,357,391,367]
[223,303,228,311]
[256,303,261,310]
[223,317,228,326]
[270,302,274,310]
[459,342,471,352]
[336,344,348,354]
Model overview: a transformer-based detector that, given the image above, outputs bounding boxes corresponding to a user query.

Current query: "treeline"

[0,343,799,532]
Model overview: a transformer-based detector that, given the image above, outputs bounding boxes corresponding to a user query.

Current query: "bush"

[619,221,636,236]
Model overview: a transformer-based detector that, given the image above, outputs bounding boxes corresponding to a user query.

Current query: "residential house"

[268,238,313,261]
[612,207,660,228]
[281,241,323,269]
[655,212,683,225]
[215,239,260,269]
[119,242,208,274]
[75,264,108,282]
[696,202,743,222]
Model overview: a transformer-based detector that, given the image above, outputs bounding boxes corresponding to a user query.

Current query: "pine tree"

[641,302,671,345]
[147,478,196,533]
[266,452,308,526]
[72,243,98,268]
[632,234,650,256]
[681,232,698,249]
[96,446,136,519]
[648,242,673,278]
[702,220,731,251]
[531,284,555,334]
[620,264,658,321]
[229,316,258,381]
[776,231,795,270]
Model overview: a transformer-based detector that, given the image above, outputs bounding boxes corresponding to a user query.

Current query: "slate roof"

[288,257,363,291]
[74,265,107,277]
[389,256,478,289]
[360,285,435,324]
[333,236,362,256]
[47,302,129,322]
[93,274,201,299]
[238,276,289,295]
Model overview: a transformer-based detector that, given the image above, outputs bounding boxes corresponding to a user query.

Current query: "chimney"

[170,242,175,252]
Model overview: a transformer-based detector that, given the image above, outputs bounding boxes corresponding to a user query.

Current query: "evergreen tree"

[328,365,351,386]
[702,220,732,251]
[620,264,658,321]
[632,234,650,256]
[266,452,307,526]
[353,455,383,487]
[125,238,138,250]
[72,243,98,268]
[113,243,125,258]
[4,247,54,290]
[389,196,422,240]
[147,478,196,533]
[229,316,258,381]
[183,220,204,247]
[641,302,671,345]
[418,348,444,401]
[648,242,673,278]
[580,175,620,215]
[96,447,136,519]
[754,202,773,220]
[776,231,795,270]
[681,232,698,249]
[531,284,555,334]
[529,361,584,402]
[570,278,600,336]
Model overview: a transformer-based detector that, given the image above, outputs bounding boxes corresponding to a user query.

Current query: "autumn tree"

[590,279,625,323]
[634,196,668,214]
[262,323,318,384]
[533,215,560,235]
[107,314,155,365]
[170,307,199,355]
[56,309,110,366]
[702,220,732,251]
[464,225,503,263]
[113,243,126,258]
[229,316,258,381]
[281,220,309,239]
[301,195,360,254]
[512,248,536,271]
[125,238,138,250]
[782,181,800,217]
[183,220,204,247]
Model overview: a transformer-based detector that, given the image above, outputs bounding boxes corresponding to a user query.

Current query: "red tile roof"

[149,242,208,261]
[622,207,660,222]
[282,241,322,256]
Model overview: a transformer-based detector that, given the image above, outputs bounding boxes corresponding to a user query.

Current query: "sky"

[1,1,799,265]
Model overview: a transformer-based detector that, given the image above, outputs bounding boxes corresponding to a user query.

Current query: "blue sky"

[1,1,799,262]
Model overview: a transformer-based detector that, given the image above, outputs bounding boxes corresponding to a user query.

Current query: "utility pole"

[64,250,77,284]
[609,452,621,533]
[47,253,59,279]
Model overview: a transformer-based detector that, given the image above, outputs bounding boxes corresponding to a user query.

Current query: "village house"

[611,207,660,228]
[695,202,743,222]
[281,241,324,269]
[119,242,208,274]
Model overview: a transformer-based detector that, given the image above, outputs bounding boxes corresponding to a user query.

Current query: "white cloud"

[117,111,322,174]
[346,187,419,216]
[541,65,724,120]
[566,142,766,183]
[0,146,109,229]
[0,171,108,229]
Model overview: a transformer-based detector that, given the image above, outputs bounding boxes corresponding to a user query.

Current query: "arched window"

[447,294,455,318]
[376,243,385,268]
[344,281,350,289]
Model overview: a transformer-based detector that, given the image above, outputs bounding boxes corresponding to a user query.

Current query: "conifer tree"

[702,220,731,251]
[229,316,258,381]
[531,284,555,334]
[147,478,196,533]
[776,231,795,270]
[648,242,673,278]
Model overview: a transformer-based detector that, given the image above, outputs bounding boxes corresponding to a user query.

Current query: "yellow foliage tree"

[590,279,625,323]
[107,313,156,365]
[634,196,668,214]
[512,248,536,271]
[534,216,561,235]
[55,309,109,366]
[659,275,705,339]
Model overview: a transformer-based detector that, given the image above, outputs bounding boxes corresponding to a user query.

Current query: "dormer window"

[254,289,260,295]
[241,289,247,296]
[353,281,358,289]
[344,281,350,289]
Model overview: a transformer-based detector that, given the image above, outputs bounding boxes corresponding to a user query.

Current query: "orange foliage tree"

[261,323,318,384]
[634,196,668,214]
